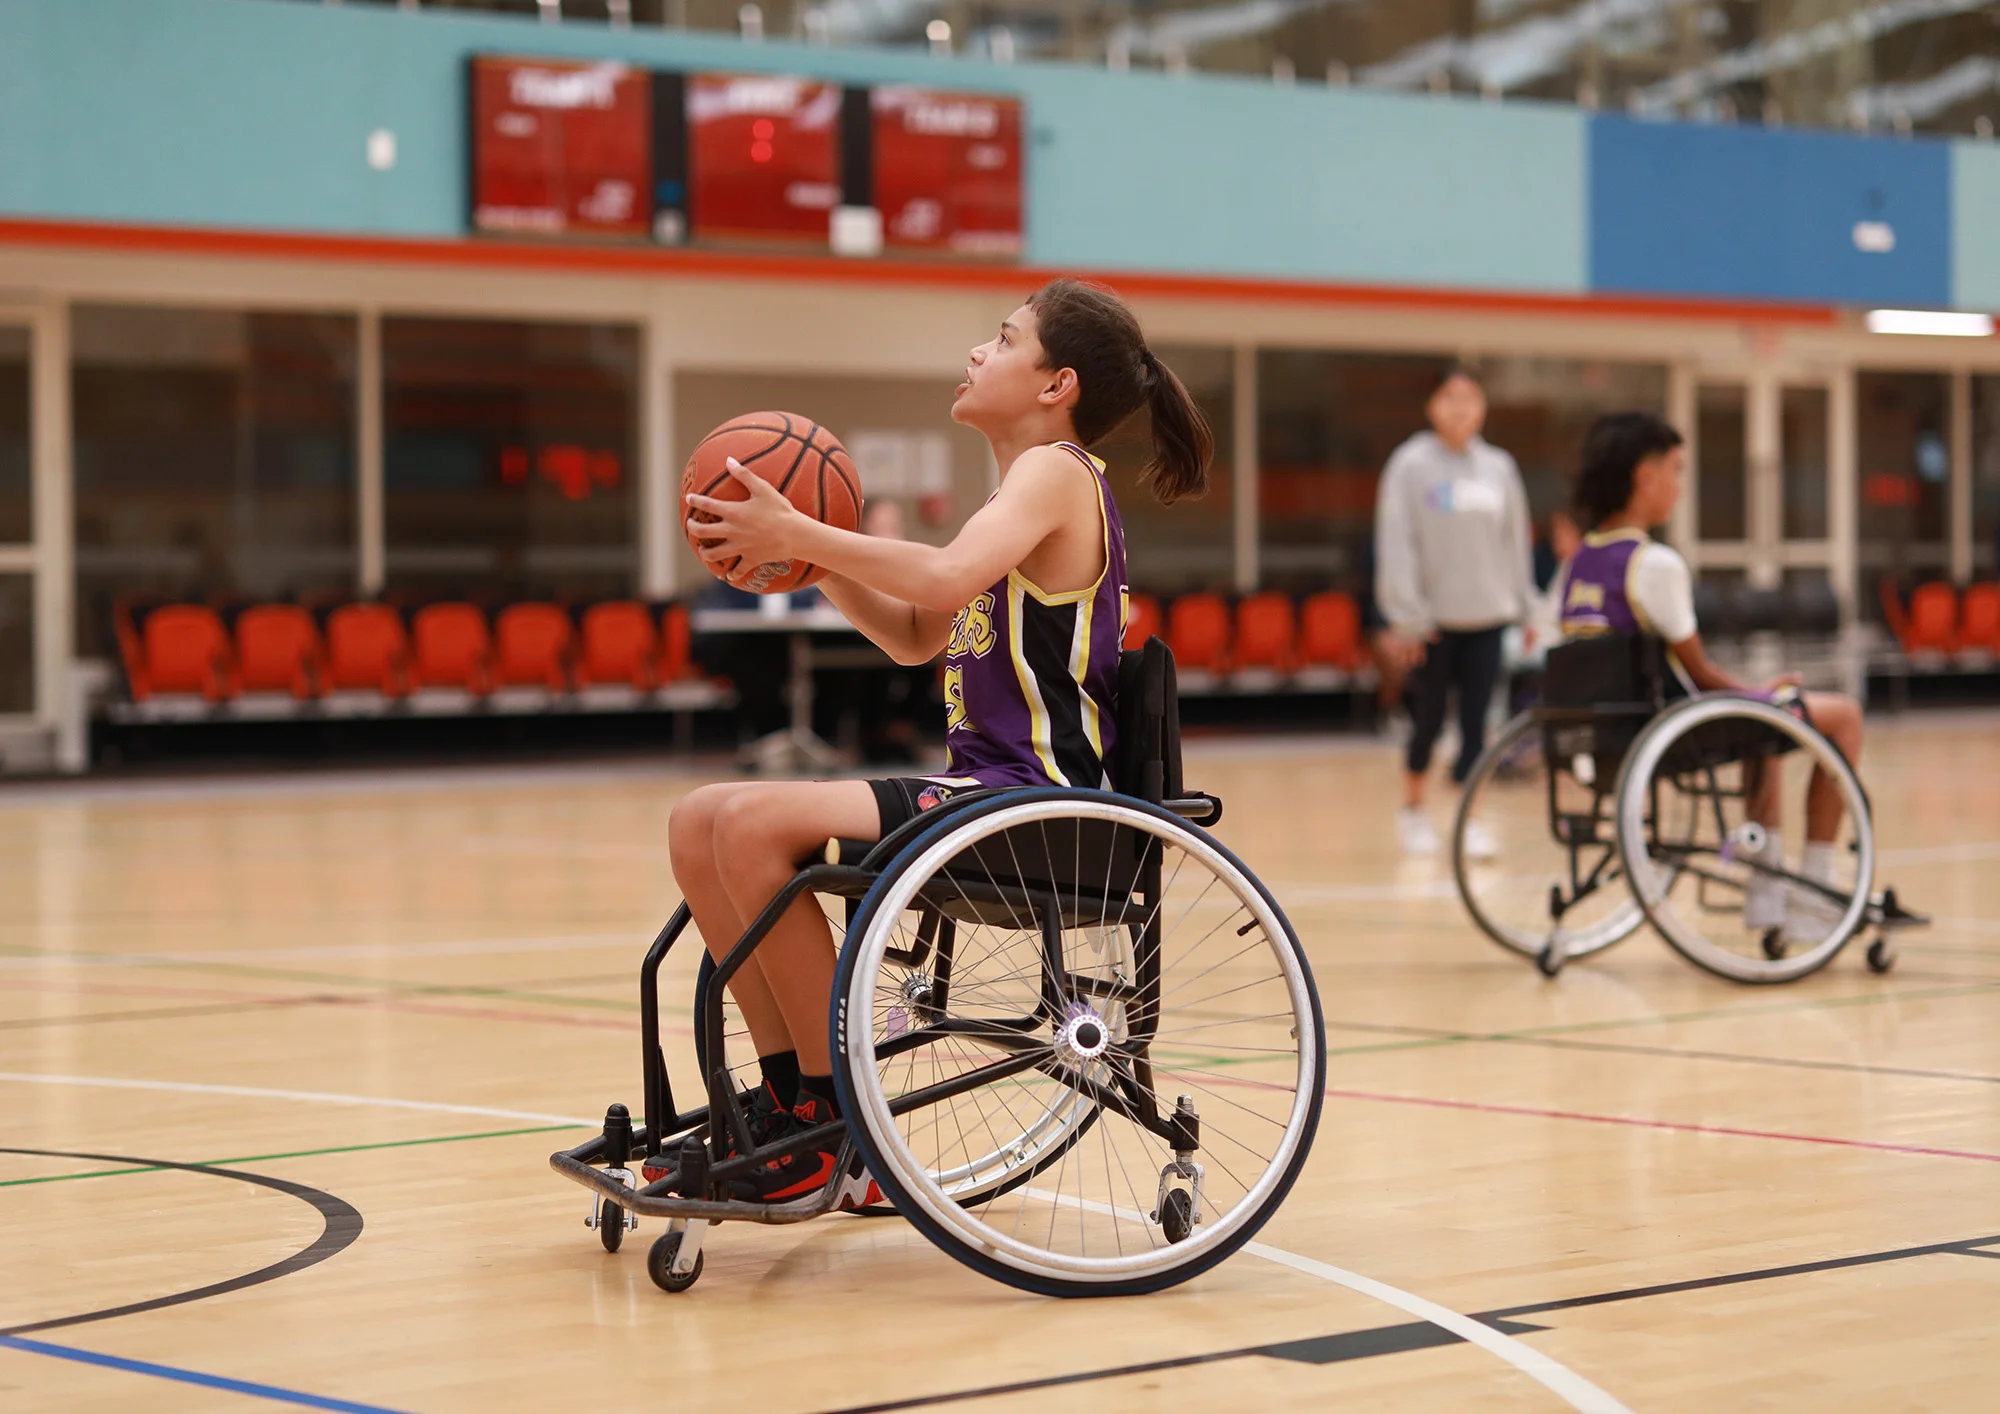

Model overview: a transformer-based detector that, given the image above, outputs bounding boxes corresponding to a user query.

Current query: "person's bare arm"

[1666,631,1760,694]
[686,447,1081,663]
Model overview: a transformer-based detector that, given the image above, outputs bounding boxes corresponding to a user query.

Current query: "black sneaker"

[642,1080,787,1182]
[728,1092,881,1212]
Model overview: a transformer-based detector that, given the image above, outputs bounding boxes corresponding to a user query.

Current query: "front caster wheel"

[1866,938,1896,974]
[1535,942,1565,977]
[1761,929,1787,961]
[648,1232,703,1293]
[1159,1188,1195,1244]
[598,1201,626,1253]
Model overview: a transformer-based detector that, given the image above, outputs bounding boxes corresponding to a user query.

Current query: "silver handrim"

[1616,697,1873,982]
[1454,711,1647,960]
[841,797,1320,1284]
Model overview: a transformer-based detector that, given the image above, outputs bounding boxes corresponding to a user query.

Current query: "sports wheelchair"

[1451,634,1925,983]
[551,638,1326,1298]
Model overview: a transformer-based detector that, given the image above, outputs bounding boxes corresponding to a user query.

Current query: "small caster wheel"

[1761,928,1787,961]
[1159,1187,1194,1244]
[1866,938,1895,974]
[1535,944,1564,978]
[648,1232,703,1293]
[598,1201,626,1253]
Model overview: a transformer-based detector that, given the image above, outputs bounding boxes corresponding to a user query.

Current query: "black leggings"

[1405,626,1506,784]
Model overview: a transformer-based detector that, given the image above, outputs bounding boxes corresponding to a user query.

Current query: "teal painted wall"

[1952,141,2000,312]
[0,0,1586,293]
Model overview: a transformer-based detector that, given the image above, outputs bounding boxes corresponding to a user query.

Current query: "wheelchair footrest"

[1868,888,1929,931]
[550,1148,848,1225]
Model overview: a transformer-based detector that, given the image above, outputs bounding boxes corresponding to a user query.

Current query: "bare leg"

[1801,691,1863,841]
[667,782,793,1057]
[711,780,884,1074]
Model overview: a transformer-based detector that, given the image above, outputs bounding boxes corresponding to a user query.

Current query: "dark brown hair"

[1026,278,1212,504]
[1574,411,1684,528]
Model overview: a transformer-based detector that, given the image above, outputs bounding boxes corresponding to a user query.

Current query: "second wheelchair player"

[671,279,1212,1208]
[1560,412,1866,950]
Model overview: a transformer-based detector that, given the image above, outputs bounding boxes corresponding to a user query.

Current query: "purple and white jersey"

[936,443,1128,792]
[1557,529,1648,639]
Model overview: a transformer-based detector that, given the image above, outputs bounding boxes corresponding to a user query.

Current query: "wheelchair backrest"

[1113,636,1184,806]
[1540,634,1670,714]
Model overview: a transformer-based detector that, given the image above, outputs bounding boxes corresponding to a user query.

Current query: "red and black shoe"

[641,1080,787,1183]
[729,1092,882,1213]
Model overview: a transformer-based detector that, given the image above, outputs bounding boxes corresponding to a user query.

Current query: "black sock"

[758,1051,801,1107]
[797,1073,840,1119]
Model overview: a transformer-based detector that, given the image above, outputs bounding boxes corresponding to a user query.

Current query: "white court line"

[0,932,644,970]
[6,1072,1627,1409]
[1878,839,2000,866]
[0,1072,595,1128]
[1020,1188,1630,1414]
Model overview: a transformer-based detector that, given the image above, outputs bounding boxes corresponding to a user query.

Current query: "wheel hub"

[1053,1002,1112,1068]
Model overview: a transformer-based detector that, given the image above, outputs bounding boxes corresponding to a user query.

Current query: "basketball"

[683,411,863,594]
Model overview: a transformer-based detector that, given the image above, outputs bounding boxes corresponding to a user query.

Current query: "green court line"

[0,1123,581,1190]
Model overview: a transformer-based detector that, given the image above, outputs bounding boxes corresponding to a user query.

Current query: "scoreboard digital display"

[470,57,652,239]
[872,87,1023,256]
[468,57,1023,259]
[685,73,842,245]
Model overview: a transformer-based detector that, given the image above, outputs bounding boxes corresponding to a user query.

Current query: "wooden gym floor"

[2,715,1997,1412]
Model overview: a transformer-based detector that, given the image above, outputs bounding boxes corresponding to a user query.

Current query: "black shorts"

[868,777,986,836]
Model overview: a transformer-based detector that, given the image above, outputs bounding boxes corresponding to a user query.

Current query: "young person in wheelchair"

[672,280,1212,1208]
[1563,412,1866,948]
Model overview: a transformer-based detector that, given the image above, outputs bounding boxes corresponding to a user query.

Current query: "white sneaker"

[1398,808,1440,856]
[1461,818,1500,861]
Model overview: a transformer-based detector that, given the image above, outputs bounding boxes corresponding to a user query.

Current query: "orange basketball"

[683,411,863,594]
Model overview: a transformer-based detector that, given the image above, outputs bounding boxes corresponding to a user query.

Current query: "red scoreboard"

[468,57,1024,259]
[872,87,1023,256]
[470,57,652,239]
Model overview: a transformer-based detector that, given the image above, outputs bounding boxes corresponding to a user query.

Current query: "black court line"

[807,1230,2000,1414]
[0,1146,363,1336]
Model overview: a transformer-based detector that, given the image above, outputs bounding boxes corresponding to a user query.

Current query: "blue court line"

[0,1334,415,1413]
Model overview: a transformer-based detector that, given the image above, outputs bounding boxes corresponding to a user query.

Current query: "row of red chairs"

[117,600,702,703]
[1884,580,2000,660]
[1124,590,1369,684]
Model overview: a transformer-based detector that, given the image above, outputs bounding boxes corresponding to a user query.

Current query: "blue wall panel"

[1953,141,2000,312]
[1590,117,1951,307]
[0,0,1586,292]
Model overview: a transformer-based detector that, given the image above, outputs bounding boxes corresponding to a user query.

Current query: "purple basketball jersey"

[938,443,1128,790]
[1558,530,1648,638]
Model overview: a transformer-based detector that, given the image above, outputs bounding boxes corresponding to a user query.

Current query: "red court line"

[1323,1086,2000,1165]
[0,215,1841,326]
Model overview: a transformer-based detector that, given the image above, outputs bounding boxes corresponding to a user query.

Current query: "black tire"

[1160,1188,1194,1245]
[647,1232,703,1293]
[831,788,1325,1298]
[598,1201,625,1253]
[1761,928,1787,961]
[1867,938,1896,974]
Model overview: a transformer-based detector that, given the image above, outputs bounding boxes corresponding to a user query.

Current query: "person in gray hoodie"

[1373,366,1534,856]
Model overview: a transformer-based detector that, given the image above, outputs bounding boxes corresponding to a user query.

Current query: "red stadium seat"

[1232,592,1296,674]
[1124,592,1163,651]
[325,603,410,696]
[133,604,235,702]
[576,602,659,689]
[1298,592,1366,671]
[494,603,573,691]
[1959,583,2000,657]
[411,603,492,694]
[1167,592,1231,676]
[235,604,323,699]
[1903,581,1957,656]
[659,603,695,683]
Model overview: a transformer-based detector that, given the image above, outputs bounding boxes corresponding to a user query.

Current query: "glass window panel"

[1257,349,1452,590]
[1096,345,1233,594]
[72,306,357,658]
[1856,371,1949,615]
[0,574,31,714]
[0,325,28,545]
[1781,385,1830,541]
[1975,376,2000,579]
[384,318,638,602]
[672,370,993,591]
[1696,384,1747,542]
[1479,356,1669,524]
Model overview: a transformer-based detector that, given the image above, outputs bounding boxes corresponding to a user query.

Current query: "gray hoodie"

[1373,431,1534,637]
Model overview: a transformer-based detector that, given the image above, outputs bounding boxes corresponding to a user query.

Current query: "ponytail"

[1139,349,1211,505]
[1027,277,1214,506]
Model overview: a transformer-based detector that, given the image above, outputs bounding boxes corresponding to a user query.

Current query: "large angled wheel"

[1453,711,1646,966]
[1615,696,1872,983]
[831,789,1324,1297]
